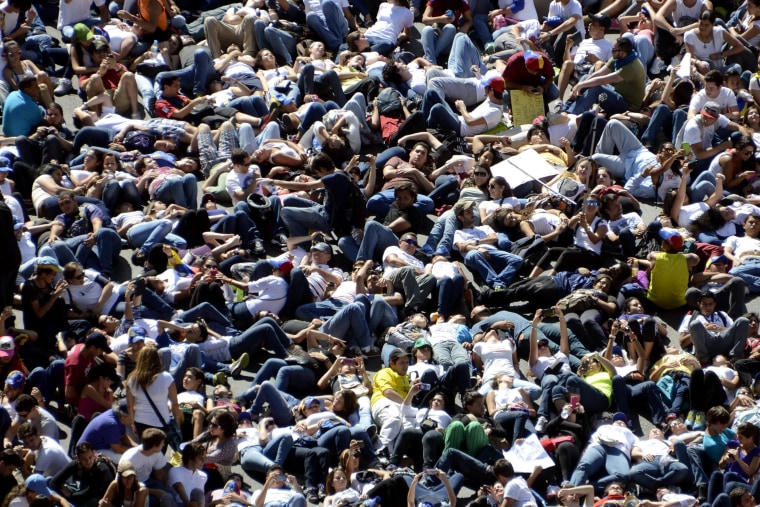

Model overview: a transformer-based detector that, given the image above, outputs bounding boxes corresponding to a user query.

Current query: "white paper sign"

[677,53,691,79]
[503,433,556,473]
[490,149,560,190]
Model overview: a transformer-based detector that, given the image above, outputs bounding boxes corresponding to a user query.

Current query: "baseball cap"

[128,326,147,343]
[589,13,612,29]
[12,217,23,231]
[91,36,109,51]
[85,332,112,353]
[311,242,332,253]
[36,256,62,272]
[26,474,52,496]
[453,200,476,216]
[658,228,683,250]
[269,258,293,276]
[5,370,25,389]
[117,461,137,477]
[413,337,432,349]
[485,76,505,93]
[389,348,410,362]
[300,396,320,411]
[73,23,93,43]
[612,345,623,357]
[0,157,12,171]
[701,101,720,119]
[524,50,545,73]
[543,16,562,27]
[706,254,729,268]
[238,411,253,423]
[0,336,15,359]
[612,412,628,424]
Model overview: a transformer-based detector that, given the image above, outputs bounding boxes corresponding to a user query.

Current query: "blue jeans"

[365,34,396,55]
[436,274,465,318]
[463,249,523,289]
[365,189,435,220]
[421,89,461,132]
[570,444,630,490]
[51,228,122,276]
[423,211,461,257]
[255,19,298,66]
[435,448,491,481]
[428,174,460,207]
[240,433,295,474]
[229,317,292,358]
[297,65,347,106]
[552,375,610,417]
[126,219,187,254]
[243,381,299,425]
[295,298,345,320]
[305,0,349,51]
[320,303,372,350]
[447,32,487,78]
[641,104,687,150]
[153,174,198,209]
[628,455,689,491]
[227,95,269,117]
[176,302,237,336]
[729,258,760,293]
[280,196,331,237]
[567,84,629,116]
[154,48,216,98]
[251,358,317,394]
[355,221,401,262]
[421,24,457,65]
[157,343,203,386]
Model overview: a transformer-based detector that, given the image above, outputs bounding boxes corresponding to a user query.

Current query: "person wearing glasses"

[60,261,120,320]
[189,411,238,491]
[235,413,294,480]
[379,233,435,316]
[564,37,646,116]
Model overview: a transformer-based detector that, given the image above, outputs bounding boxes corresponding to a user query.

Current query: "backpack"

[122,130,157,154]
[329,171,367,237]
[510,235,548,273]
[376,87,403,118]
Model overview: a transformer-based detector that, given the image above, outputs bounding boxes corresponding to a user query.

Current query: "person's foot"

[375,447,390,465]
[54,78,73,96]
[229,352,250,377]
[305,487,320,504]
[253,239,266,256]
[213,372,227,385]
[535,415,548,434]
[272,233,288,248]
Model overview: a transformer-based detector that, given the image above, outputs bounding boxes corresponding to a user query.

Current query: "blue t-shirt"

[78,409,125,451]
[55,204,114,238]
[727,445,760,480]
[552,270,598,294]
[1,90,44,137]
[704,428,736,464]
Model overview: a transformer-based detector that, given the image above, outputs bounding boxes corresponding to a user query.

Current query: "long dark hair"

[689,207,728,234]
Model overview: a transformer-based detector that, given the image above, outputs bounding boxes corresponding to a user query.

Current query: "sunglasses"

[402,238,418,247]
[586,200,600,206]
[742,150,755,156]
[209,421,220,428]
[488,183,500,188]
[474,172,488,177]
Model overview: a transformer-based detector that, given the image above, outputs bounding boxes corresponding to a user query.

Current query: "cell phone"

[209,268,218,277]
[355,441,364,449]
[275,474,287,481]
[569,31,583,46]
[133,277,146,297]
[681,142,691,156]
[425,469,437,476]
[419,383,431,391]
[543,308,556,318]
[343,358,355,366]
[570,394,579,408]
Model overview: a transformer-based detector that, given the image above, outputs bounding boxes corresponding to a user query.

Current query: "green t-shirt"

[605,57,646,111]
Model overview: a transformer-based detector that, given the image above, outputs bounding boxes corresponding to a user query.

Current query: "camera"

[419,383,431,391]
[542,308,556,318]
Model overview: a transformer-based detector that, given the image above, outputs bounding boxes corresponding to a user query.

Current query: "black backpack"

[329,171,367,236]
[122,130,157,154]
[377,87,403,118]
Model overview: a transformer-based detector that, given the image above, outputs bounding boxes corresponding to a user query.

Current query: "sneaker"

[54,78,73,96]
[272,233,288,247]
[553,101,564,113]
[305,487,320,504]
[484,42,495,54]
[535,415,548,434]
[649,56,667,75]
[546,485,560,501]
[693,411,706,430]
[685,409,696,429]
[420,244,435,256]
[213,372,227,385]
[376,447,390,465]
[317,484,327,501]
[253,239,266,256]
[229,352,249,377]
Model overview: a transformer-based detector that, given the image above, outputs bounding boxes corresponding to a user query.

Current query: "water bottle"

[151,40,159,59]
[311,136,322,152]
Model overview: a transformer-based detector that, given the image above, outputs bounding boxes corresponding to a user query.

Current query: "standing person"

[0,201,20,311]
[125,347,183,445]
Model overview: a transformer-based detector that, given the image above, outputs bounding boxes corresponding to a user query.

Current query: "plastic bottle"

[151,40,159,59]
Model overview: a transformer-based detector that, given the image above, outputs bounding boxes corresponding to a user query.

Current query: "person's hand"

[716,173,726,183]
[83,232,96,247]
[532,309,544,325]
[455,99,466,112]
[559,137,570,148]
[53,280,68,296]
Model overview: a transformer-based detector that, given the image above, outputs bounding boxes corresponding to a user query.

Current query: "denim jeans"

[243,380,299,425]
[436,274,465,318]
[569,444,630,490]
[552,375,610,417]
[305,0,349,51]
[447,32,487,78]
[567,84,629,116]
[628,455,689,491]
[251,358,318,394]
[730,259,760,294]
[689,316,750,362]
[365,34,396,55]
[51,228,122,276]
[176,301,237,336]
[463,249,523,289]
[153,174,198,209]
[435,447,491,481]
[297,65,347,106]
[154,48,216,98]
[240,433,295,474]
[127,219,187,254]
[229,317,292,358]
[640,105,687,151]
[280,196,331,237]
[354,221,401,262]
[365,190,435,221]
[157,343,203,386]
[255,19,298,66]
[421,89,461,132]
[421,24,457,65]
[319,303,372,349]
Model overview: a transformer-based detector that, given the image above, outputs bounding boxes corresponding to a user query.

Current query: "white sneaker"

[535,415,548,433]
[54,78,73,96]
[649,57,666,75]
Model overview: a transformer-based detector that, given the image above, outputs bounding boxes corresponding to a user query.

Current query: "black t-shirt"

[383,202,422,232]
[322,171,351,220]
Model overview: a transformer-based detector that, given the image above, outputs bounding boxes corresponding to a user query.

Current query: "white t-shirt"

[120,445,167,483]
[364,2,413,44]
[683,115,730,150]
[303,0,349,19]
[572,38,613,65]
[688,87,738,115]
[382,245,424,276]
[58,0,106,30]
[502,0,538,21]
[127,372,174,427]
[684,26,726,65]
[453,225,497,252]
[34,437,71,476]
[473,339,517,384]
[504,476,536,507]
[251,487,303,505]
[547,0,585,37]
[226,168,257,206]
[724,234,760,259]
[479,197,520,217]
[168,466,207,503]
[62,269,120,314]
[460,99,503,137]
[244,275,289,315]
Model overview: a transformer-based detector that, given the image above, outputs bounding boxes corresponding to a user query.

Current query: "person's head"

[601,193,623,219]
[254,49,277,69]
[331,389,358,417]
[230,148,250,167]
[488,176,513,200]
[310,241,333,265]
[75,442,97,470]
[347,53,365,69]
[471,162,492,190]
[527,125,549,144]
[729,487,755,507]
[0,450,21,476]
[175,157,199,174]
[412,336,433,363]
[208,411,237,439]
[745,104,760,130]
[611,37,633,59]
[346,31,370,53]
[704,69,724,98]
[523,51,545,76]
[493,459,515,483]
[725,66,742,91]
[57,190,79,215]
[394,182,417,210]
[2,40,21,63]
[604,483,625,497]
[160,76,182,98]
[576,157,599,187]
[733,135,756,160]
[429,391,447,410]
[596,167,613,187]
[389,348,410,375]
[701,100,722,127]
[491,373,515,390]
[141,428,167,453]
[745,213,760,237]
[311,152,336,176]
[588,13,610,36]
[18,421,40,450]
[624,297,644,314]
[87,361,117,388]
[180,442,206,470]
[696,290,717,315]
[117,460,138,488]
[182,367,204,393]
[398,232,418,256]
[17,76,39,98]
[113,399,132,426]
[325,467,348,495]
[737,422,760,446]
[102,153,122,174]
[698,9,717,32]
[659,227,684,252]
[63,261,87,285]
[128,346,163,390]
[339,448,361,472]
[485,77,505,101]
[299,396,321,418]
[83,149,104,172]
[707,405,731,428]
[464,391,486,416]
[408,142,430,169]
[382,60,411,83]
[584,193,601,216]
[453,200,477,228]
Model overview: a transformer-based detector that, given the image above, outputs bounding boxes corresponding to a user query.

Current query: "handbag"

[539,435,575,452]
[143,386,183,452]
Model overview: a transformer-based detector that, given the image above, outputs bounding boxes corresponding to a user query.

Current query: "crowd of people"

[3,0,760,506]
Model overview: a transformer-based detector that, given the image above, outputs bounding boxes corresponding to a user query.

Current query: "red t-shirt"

[78,65,127,90]
[64,344,97,403]
[155,94,191,119]
[502,51,554,88]
[426,0,469,22]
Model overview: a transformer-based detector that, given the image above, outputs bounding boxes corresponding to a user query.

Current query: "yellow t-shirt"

[647,251,689,309]
[583,371,612,404]
[370,367,410,406]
